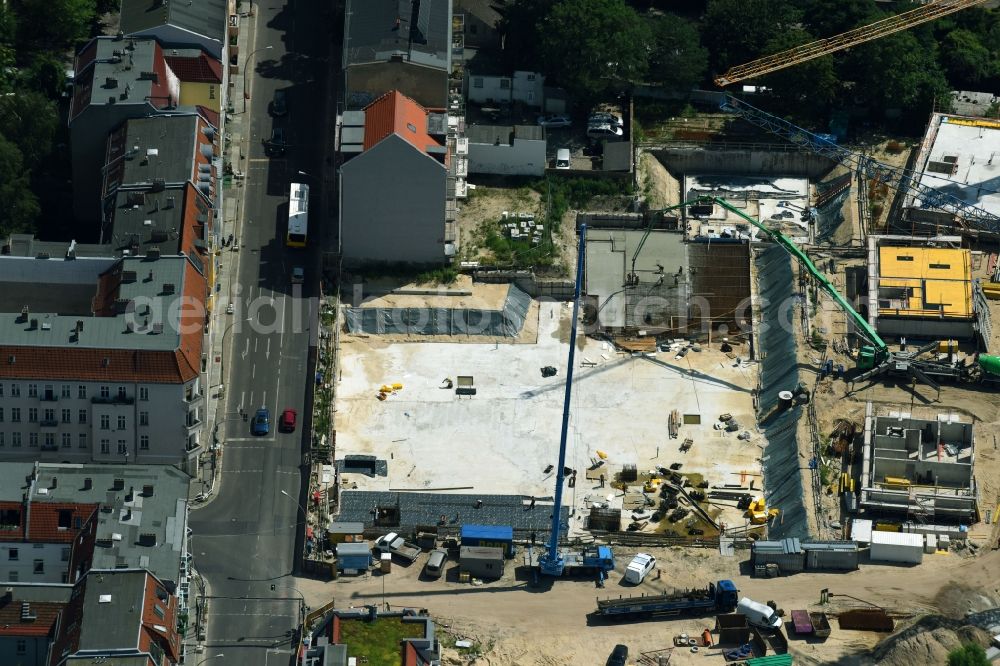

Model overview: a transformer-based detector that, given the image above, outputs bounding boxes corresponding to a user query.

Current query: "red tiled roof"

[27,503,98,543]
[362,90,443,154]
[0,346,199,384]
[0,500,25,542]
[195,105,220,129]
[139,572,179,663]
[149,43,172,108]
[177,257,206,379]
[0,600,64,637]
[164,53,222,84]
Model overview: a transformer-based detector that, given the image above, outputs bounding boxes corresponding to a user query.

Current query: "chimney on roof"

[148,248,161,260]
[162,283,175,295]
[19,305,28,322]
[142,484,154,497]
[76,320,84,333]
[124,508,132,521]
[20,602,36,622]
[29,318,38,330]
[50,477,57,489]
[113,478,124,491]
[105,77,118,89]
[165,196,175,209]
[126,486,134,502]
[83,478,92,491]
[138,533,157,547]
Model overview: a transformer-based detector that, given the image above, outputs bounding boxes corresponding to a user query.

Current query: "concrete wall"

[876,316,976,341]
[340,135,447,265]
[467,137,545,176]
[345,62,448,110]
[650,148,835,179]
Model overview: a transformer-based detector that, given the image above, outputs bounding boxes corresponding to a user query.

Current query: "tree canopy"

[947,643,990,666]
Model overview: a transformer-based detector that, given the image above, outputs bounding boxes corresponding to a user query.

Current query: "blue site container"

[460,525,514,557]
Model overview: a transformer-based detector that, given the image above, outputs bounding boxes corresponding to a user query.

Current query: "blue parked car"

[251,408,270,435]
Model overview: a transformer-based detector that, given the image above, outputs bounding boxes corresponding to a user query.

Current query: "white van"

[424,549,448,579]
[624,553,656,584]
[737,597,783,630]
[556,148,571,170]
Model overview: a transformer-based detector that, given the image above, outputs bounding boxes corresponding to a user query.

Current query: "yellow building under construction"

[868,236,986,342]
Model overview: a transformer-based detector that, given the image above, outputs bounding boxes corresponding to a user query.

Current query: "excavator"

[631,196,1000,389]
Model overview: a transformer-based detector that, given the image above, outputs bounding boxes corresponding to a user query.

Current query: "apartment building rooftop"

[120,0,227,46]
[70,36,171,121]
[343,0,451,71]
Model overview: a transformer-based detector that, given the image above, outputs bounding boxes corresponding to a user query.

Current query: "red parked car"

[279,408,297,433]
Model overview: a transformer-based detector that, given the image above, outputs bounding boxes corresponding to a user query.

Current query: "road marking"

[254,337,259,353]
[247,158,274,164]
[263,390,267,406]
[225,437,269,443]
[239,391,245,412]
[242,338,249,359]
[266,338,271,360]
[252,364,256,379]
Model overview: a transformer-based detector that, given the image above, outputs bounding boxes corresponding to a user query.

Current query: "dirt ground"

[456,185,543,263]
[295,543,1000,666]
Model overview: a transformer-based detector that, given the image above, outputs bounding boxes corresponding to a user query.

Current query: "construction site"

[299,3,1000,665]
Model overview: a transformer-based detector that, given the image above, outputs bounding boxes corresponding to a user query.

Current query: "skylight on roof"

[406,123,417,133]
[98,595,112,603]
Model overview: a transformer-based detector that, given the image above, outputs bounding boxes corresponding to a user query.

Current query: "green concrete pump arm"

[703,196,888,354]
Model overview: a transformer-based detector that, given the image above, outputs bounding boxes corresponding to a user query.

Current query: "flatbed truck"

[594,580,739,619]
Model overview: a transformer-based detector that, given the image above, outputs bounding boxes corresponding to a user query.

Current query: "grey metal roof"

[752,537,801,554]
[77,569,157,651]
[120,0,226,44]
[344,0,451,71]
[0,255,190,352]
[460,545,503,559]
[336,543,372,557]
[114,115,205,189]
[337,491,567,532]
[0,582,73,603]
[4,235,110,260]
[801,541,860,551]
[82,37,160,110]
[327,521,365,533]
[465,124,544,145]
[0,462,35,501]
[106,189,203,261]
[33,463,190,585]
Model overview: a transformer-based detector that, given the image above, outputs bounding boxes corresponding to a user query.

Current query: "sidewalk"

[192,2,257,504]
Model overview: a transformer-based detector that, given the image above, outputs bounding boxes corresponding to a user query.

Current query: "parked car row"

[250,407,297,436]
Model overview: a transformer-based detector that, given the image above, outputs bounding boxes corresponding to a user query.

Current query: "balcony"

[184,390,205,405]
[40,393,58,402]
[39,419,59,428]
[40,442,58,451]
[185,416,203,431]
[91,396,135,406]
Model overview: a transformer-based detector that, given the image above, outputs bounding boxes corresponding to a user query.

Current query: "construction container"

[939,534,951,549]
[460,524,514,557]
[802,541,860,571]
[838,608,894,632]
[379,552,392,573]
[901,522,968,541]
[869,530,923,564]
[850,518,873,545]
[327,521,365,545]
[750,538,804,573]
[924,533,937,554]
[336,542,373,573]
[459,545,504,580]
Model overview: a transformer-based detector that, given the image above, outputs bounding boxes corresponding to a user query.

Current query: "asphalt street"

[190,0,331,663]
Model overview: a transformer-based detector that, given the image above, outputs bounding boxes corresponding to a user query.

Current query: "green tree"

[0,90,58,169]
[702,0,802,79]
[940,29,995,86]
[647,14,708,92]
[0,134,40,235]
[14,0,96,50]
[24,52,66,99]
[494,0,556,72]
[759,28,837,114]
[799,0,880,37]
[537,0,651,101]
[948,643,989,666]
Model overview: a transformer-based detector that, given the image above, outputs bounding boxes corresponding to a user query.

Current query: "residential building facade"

[467,70,544,107]
[0,585,69,666]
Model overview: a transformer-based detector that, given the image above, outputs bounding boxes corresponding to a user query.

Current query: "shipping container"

[869,531,923,564]
[327,521,365,544]
[850,518,873,545]
[802,542,860,571]
[460,525,514,557]
[336,542,373,572]
[750,538,804,573]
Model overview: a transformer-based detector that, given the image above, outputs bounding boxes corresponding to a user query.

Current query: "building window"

[44,433,54,448]
[11,408,19,423]
[12,433,21,447]
[27,384,37,398]
[473,77,483,88]
[500,78,510,89]
[11,384,20,397]
[62,409,71,423]
[28,408,37,423]
[62,385,71,398]
[100,386,110,399]
[29,433,38,447]
[8,571,17,581]
[0,433,4,447]
[140,412,149,426]
[44,409,54,422]
[61,547,70,562]
[61,433,71,448]
[117,386,126,399]
[79,433,87,449]
[117,415,126,430]
[140,387,149,401]
[100,415,110,430]
[117,440,127,455]
[33,559,43,574]
[0,407,3,422]
[100,439,110,454]
[0,384,3,397]
[79,410,87,424]
[61,572,69,583]
[153,604,165,619]
[140,435,149,450]
[78,385,86,399]
[8,548,17,561]
[16,638,26,654]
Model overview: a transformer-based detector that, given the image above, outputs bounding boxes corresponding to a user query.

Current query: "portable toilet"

[380,552,392,574]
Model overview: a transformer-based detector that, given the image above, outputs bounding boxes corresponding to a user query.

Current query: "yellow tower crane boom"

[715,0,989,87]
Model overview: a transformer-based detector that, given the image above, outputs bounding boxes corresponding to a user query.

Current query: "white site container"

[870,530,924,564]
[924,533,936,554]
